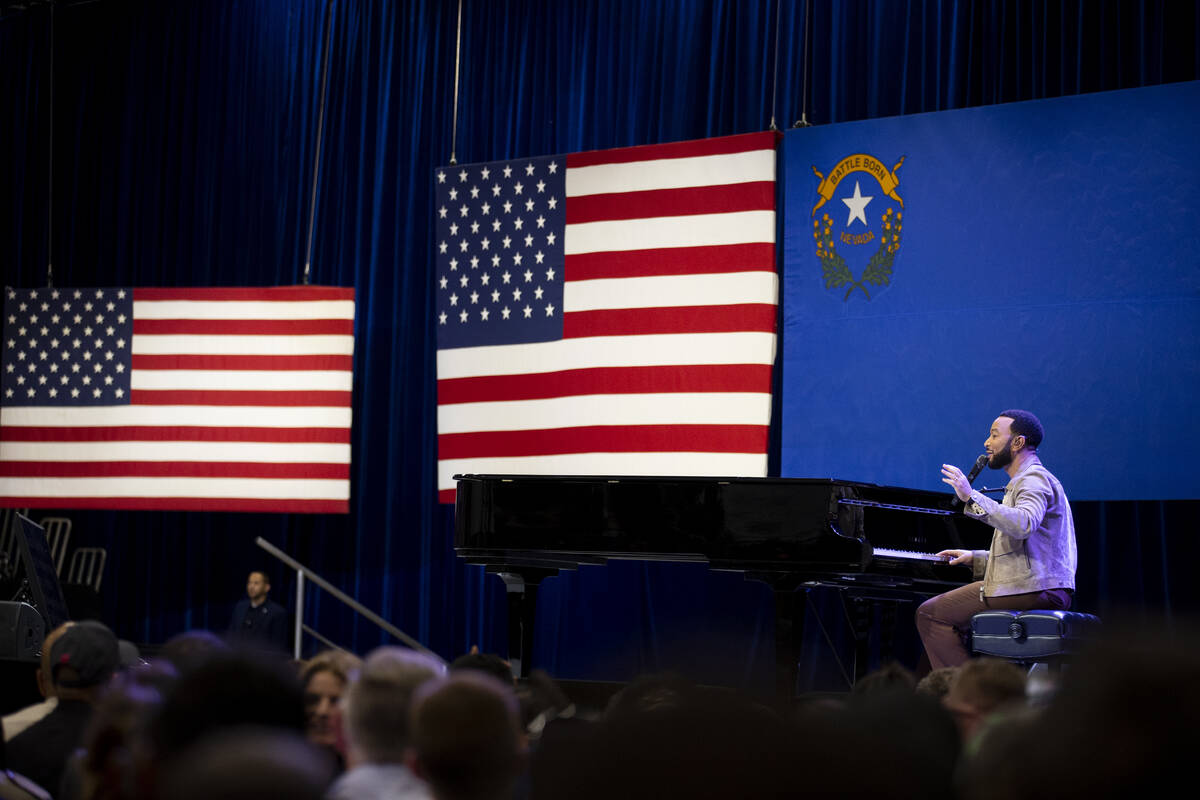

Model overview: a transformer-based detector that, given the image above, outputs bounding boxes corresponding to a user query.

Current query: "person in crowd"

[0,731,51,799]
[450,648,557,740]
[409,672,525,800]
[327,647,446,800]
[919,410,1077,668]
[519,669,578,743]
[3,622,74,741]
[58,660,177,800]
[961,622,1200,800]
[850,660,916,699]
[602,672,693,720]
[5,621,120,796]
[157,630,229,676]
[941,657,1026,744]
[800,687,960,800]
[228,570,289,654]
[116,640,144,670]
[449,650,514,688]
[916,666,959,701]
[532,676,798,800]
[146,648,314,797]
[299,650,361,771]
[156,728,332,800]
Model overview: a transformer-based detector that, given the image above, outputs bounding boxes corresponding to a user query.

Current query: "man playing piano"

[916,410,1077,669]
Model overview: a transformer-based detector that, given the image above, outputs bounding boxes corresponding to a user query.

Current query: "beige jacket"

[964,455,1077,597]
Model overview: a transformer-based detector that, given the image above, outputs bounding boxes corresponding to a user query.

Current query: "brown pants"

[915,581,1073,669]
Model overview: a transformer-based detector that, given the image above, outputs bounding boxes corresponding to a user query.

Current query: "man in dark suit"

[228,570,289,654]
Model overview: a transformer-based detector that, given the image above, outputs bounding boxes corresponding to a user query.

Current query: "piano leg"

[774,587,808,700]
[880,600,899,665]
[494,568,557,679]
[845,593,911,683]
[746,572,809,700]
[850,597,871,683]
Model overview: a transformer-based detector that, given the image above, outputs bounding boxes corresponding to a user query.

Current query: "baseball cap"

[50,620,120,688]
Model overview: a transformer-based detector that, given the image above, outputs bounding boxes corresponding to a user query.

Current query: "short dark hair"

[160,630,230,676]
[150,651,307,762]
[411,673,523,800]
[156,728,333,800]
[998,409,1044,450]
[450,652,515,687]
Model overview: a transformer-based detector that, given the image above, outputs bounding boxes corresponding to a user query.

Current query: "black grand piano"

[454,474,992,695]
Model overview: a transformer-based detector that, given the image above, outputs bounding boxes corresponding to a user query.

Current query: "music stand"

[13,514,71,631]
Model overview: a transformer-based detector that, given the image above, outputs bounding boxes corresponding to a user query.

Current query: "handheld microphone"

[966,453,989,484]
[953,454,989,508]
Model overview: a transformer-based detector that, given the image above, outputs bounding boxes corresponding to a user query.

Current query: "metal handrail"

[301,623,351,655]
[255,536,442,663]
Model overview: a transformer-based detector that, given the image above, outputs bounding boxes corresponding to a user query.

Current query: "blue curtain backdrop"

[2,0,1198,691]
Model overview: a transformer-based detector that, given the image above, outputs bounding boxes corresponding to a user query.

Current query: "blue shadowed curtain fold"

[0,0,1196,682]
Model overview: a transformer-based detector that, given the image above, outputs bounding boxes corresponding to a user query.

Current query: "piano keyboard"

[872,547,951,563]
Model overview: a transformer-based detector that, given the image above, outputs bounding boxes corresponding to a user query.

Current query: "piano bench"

[970,610,1101,664]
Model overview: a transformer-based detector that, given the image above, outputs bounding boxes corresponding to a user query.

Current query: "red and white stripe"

[436,132,778,501]
[0,287,355,513]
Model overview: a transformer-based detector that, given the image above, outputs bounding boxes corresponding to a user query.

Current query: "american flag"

[0,286,355,513]
[435,132,778,502]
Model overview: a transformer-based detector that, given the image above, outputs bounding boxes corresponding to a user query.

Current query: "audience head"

[603,672,693,720]
[156,728,333,800]
[50,619,120,701]
[851,660,916,699]
[118,639,145,669]
[409,671,524,800]
[299,649,362,751]
[149,650,307,765]
[159,629,230,676]
[343,647,444,766]
[36,621,75,698]
[79,661,178,800]
[943,658,1026,741]
[534,678,797,800]
[916,666,959,701]
[450,650,515,688]
[521,668,576,736]
[796,688,960,800]
[361,646,447,682]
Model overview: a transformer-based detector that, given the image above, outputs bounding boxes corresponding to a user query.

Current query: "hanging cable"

[449,0,463,164]
[768,0,782,130]
[794,0,813,127]
[303,0,335,286]
[46,0,56,287]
